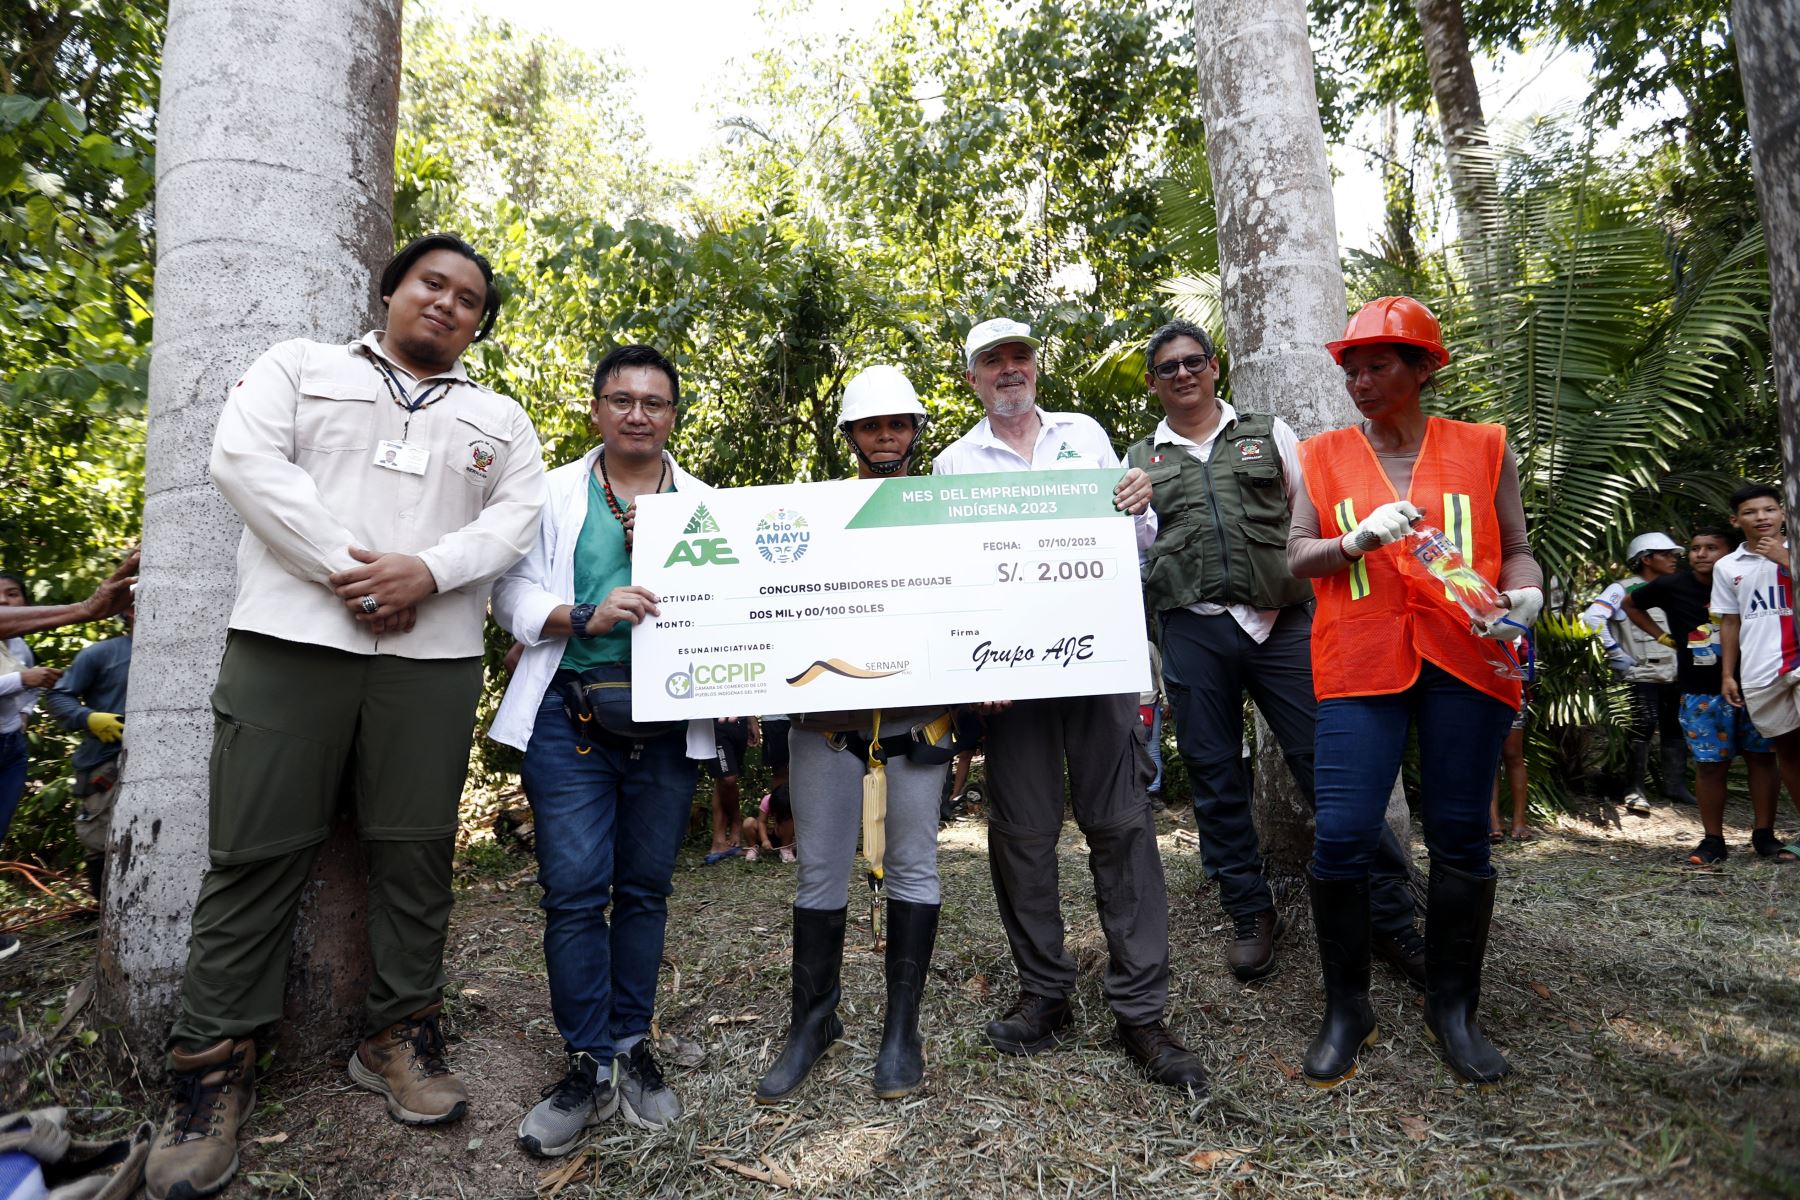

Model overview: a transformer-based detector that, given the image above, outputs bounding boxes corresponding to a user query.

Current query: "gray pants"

[789,728,945,908]
[984,692,1169,1025]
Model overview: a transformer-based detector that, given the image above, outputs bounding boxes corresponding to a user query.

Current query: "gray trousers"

[789,728,945,909]
[983,692,1169,1025]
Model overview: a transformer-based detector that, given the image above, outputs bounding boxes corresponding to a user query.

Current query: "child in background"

[743,784,795,863]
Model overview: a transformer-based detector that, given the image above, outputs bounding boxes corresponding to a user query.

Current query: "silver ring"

[359,595,379,614]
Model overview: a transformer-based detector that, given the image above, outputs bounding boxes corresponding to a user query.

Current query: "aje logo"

[755,508,810,564]
[664,504,739,568]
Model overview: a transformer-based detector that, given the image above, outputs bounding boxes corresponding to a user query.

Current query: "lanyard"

[368,354,457,414]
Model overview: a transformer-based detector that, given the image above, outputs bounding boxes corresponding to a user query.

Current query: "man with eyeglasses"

[491,344,716,1156]
[1129,320,1426,989]
[934,317,1209,1094]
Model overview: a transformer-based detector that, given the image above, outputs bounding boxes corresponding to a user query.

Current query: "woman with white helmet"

[755,365,962,1103]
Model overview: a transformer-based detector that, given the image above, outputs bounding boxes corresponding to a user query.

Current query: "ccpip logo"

[664,503,739,568]
[665,660,767,699]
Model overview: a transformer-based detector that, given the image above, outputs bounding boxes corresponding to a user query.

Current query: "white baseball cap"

[964,318,1041,368]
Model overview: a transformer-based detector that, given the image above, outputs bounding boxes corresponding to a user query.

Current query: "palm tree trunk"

[1192,0,1412,875]
[98,0,403,1060]
[1735,1,1800,519]
[1414,0,1508,292]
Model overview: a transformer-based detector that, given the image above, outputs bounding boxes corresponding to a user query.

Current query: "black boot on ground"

[1660,743,1698,805]
[874,899,940,1099]
[1371,921,1427,991]
[755,906,847,1103]
[1302,870,1378,1089]
[1423,861,1511,1085]
[1622,738,1652,813]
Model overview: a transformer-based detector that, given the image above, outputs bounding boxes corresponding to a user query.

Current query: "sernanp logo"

[665,503,739,567]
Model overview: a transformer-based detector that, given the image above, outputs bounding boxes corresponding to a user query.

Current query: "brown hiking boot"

[145,1038,254,1200]
[1225,909,1284,982]
[348,1002,469,1125]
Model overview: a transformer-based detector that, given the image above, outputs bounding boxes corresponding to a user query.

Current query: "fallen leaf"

[466,1137,483,1151]
[1528,981,1552,1000]
[252,1132,288,1146]
[1183,1148,1253,1172]
[1399,1116,1429,1142]
[707,1012,760,1026]
[1270,1056,1300,1081]
[964,973,991,997]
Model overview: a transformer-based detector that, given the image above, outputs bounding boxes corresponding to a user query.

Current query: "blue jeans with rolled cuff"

[521,687,697,1059]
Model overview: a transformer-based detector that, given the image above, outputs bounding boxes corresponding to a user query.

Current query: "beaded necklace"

[596,447,669,523]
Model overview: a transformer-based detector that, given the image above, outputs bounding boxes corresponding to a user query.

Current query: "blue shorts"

[1679,694,1771,763]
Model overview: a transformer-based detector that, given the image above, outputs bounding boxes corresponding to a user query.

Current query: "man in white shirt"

[1130,321,1426,990]
[933,317,1206,1093]
[148,234,546,1200]
[1714,482,1800,860]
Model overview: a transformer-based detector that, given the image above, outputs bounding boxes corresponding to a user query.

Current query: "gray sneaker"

[517,1052,619,1158]
[615,1041,683,1131]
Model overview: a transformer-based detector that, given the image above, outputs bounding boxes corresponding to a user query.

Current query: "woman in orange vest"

[1286,297,1544,1088]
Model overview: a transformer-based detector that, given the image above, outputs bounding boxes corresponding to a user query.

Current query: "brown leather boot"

[144,1038,255,1200]
[348,1002,469,1125]
[1225,910,1284,982]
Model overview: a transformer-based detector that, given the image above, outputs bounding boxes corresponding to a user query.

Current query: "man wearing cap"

[1580,532,1692,813]
[933,317,1208,1093]
[1128,320,1427,990]
[147,233,546,1200]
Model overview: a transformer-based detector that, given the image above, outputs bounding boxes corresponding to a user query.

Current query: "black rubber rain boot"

[873,900,940,1099]
[755,906,847,1102]
[1423,861,1511,1085]
[1660,742,1698,806]
[1622,739,1652,813]
[1302,871,1378,1088]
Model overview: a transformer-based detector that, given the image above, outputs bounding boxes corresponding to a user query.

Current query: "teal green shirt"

[559,471,633,670]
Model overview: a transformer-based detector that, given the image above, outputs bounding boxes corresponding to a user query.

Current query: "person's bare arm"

[1721,613,1743,707]
[0,549,138,638]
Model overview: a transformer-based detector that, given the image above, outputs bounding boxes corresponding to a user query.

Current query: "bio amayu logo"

[664,504,739,567]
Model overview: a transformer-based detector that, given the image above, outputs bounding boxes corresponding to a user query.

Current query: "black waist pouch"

[556,665,684,743]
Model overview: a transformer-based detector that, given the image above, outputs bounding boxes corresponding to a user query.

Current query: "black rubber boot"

[873,900,940,1099]
[1660,743,1698,805]
[1423,861,1511,1085]
[1622,738,1652,811]
[755,906,846,1103]
[1302,871,1378,1088]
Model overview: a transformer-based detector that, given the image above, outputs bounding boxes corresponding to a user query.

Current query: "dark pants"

[1628,681,1683,742]
[521,687,696,1058]
[983,692,1169,1025]
[170,632,483,1051]
[1162,607,1418,935]
[1313,663,1513,881]
[0,729,25,844]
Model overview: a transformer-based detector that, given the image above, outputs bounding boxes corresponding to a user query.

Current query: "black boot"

[1660,743,1697,805]
[1622,739,1652,813]
[1423,861,1510,1085]
[1371,921,1427,992]
[755,906,846,1102]
[1302,871,1378,1088]
[873,900,939,1099]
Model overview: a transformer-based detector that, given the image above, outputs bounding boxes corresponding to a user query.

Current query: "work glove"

[1605,648,1637,674]
[1341,500,1422,555]
[86,712,124,743]
[1475,587,1543,639]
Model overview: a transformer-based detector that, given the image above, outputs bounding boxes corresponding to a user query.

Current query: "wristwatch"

[569,603,598,639]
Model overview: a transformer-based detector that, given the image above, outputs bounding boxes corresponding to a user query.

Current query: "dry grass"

[3,791,1796,1199]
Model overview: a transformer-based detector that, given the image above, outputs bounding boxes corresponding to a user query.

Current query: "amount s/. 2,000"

[995,558,1115,584]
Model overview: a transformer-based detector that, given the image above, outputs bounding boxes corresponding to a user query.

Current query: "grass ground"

[2,788,1796,1199]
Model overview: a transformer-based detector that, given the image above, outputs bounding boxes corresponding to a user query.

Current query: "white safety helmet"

[1625,531,1683,565]
[839,365,927,426]
[839,365,927,477]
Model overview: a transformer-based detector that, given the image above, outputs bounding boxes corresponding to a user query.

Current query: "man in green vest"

[1132,320,1424,986]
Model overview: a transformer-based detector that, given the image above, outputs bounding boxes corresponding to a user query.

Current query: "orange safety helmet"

[1326,296,1451,367]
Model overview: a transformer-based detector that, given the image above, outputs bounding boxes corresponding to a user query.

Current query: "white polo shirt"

[1711,543,1796,689]
[931,408,1120,475]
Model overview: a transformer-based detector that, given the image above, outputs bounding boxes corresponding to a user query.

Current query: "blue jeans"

[1313,662,1513,881]
[0,729,26,844]
[520,688,697,1058]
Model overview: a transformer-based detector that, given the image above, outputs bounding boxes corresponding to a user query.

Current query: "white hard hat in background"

[1626,532,1683,563]
[839,365,926,427]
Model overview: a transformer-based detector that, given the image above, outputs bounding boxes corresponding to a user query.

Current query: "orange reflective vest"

[1300,417,1521,708]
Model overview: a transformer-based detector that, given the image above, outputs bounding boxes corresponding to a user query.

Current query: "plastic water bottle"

[1407,525,1508,625]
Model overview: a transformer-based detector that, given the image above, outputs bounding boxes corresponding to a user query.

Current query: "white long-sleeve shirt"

[210,332,546,659]
[0,637,38,734]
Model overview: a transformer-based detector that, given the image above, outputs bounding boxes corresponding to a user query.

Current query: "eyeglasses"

[1151,354,1213,380]
[599,392,676,417]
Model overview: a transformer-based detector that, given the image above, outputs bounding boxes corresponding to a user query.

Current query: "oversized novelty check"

[630,469,1153,720]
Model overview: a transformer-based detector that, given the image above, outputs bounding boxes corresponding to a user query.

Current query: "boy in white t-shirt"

[1713,483,1800,861]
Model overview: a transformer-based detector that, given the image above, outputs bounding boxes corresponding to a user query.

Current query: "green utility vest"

[1127,412,1312,617]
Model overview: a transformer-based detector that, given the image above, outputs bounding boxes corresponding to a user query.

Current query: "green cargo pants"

[169,631,483,1052]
